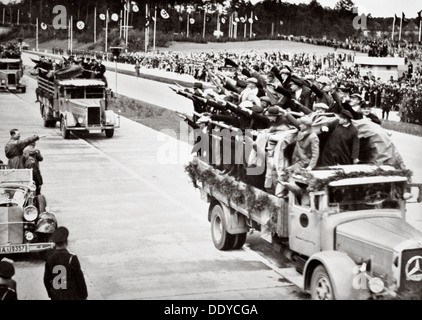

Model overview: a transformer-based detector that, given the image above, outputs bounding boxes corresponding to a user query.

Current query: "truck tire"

[310,265,335,300]
[42,106,50,127]
[211,204,234,251]
[105,129,114,138]
[60,117,70,139]
[232,233,247,250]
[21,87,26,93]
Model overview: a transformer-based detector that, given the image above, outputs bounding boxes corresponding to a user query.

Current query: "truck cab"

[190,156,422,300]
[0,58,26,93]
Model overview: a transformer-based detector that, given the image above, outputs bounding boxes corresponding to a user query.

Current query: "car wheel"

[105,129,114,138]
[210,204,234,251]
[310,265,335,300]
[61,117,70,139]
[231,233,247,250]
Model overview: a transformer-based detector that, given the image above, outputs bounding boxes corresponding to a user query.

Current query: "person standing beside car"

[44,227,88,300]
[4,129,39,169]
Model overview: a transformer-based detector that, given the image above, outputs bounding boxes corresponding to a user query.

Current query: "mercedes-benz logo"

[405,256,422,281]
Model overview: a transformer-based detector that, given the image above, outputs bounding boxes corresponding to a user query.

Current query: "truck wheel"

[211,204,234,251]
[21,87,26,93]
[105,129,114,138]
[310,265,335,300]
[60,117,70,139]
[42,107,50,127]
[232,233,247,250]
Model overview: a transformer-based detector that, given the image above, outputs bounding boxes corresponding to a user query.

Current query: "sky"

[0,0,420,18]
[250,0,421,18]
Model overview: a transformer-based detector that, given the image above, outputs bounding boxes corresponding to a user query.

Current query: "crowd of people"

[173,58,405,195]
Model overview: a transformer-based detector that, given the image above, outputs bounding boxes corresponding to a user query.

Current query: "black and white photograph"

[0,0,421,309]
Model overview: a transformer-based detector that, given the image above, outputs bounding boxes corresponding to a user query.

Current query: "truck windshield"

[0,63,20,70]
[66,88,85,99]
[86,87,104,98]
[328,182,403,212]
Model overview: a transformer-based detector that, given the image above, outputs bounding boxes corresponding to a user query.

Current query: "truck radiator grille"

[399,248,422,296]
[8,74,16,84]
[87,107,101,125]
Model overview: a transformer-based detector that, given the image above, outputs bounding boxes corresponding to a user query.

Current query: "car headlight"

[23,205,38,222]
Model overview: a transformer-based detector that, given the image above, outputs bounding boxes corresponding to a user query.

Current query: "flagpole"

[153,5,157,51]
[145,2,148,53]
[391,16,395,41]
[187,12,190,38]
[203,8,206,38]
[105,9,108,53]
[70,15,73,54]
[94,7,97,43]
[250,11,253,38]
[419,20,421,42]
[36,17,38,51]
[17,9,19,25]
[399,14,403,41]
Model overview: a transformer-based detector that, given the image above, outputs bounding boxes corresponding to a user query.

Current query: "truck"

[187,155,422,300]
[36,66,119,139]
[0,58,27,93]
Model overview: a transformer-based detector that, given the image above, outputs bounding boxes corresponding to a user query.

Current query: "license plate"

[0,244,27,253]
[89,129,102,134]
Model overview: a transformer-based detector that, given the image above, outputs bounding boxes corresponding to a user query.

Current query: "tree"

[334,0,354,12]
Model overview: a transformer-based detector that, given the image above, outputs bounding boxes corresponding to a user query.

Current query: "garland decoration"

[300,167,413,192]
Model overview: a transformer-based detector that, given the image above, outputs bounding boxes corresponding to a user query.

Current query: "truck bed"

[193,157,289,239]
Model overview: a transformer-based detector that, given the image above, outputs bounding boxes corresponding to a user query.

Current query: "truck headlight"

[368,277,385,294]
[78,117,84,124]
[106,117,111,124]
[1,79,5,84]
[23,205,38,222]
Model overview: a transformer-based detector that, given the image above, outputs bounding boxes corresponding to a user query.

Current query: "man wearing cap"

[319,110,360,166]
[44,226,88,300]
[0,258,17,300]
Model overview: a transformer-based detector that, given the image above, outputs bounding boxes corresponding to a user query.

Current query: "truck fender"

[303,251,367,300]
[208,200,248,235]
[63,111,76,127]
[104,110,118,126]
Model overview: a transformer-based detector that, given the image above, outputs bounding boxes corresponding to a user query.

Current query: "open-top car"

[0,58,27,93]
[0,167,57,256]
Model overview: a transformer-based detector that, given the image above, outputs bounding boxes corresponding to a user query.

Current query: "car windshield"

[328,182,403,212]
[0,187,25,205]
